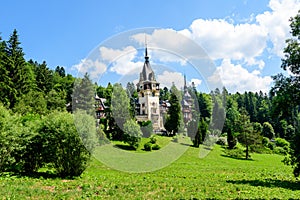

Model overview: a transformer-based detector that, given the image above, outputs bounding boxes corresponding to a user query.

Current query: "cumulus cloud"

[157,71,184,89]
[132,29,207,65]
[180,18,268,66]
[256,0,300,57]
[179,0,300,62]
[99,46,143,75]
[208,59,272,93]
[72,58,107,80]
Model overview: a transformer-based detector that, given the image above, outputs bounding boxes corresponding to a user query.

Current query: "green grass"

[1,145,300,199]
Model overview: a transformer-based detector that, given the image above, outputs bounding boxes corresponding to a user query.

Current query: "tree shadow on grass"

[114,144,136,151]
[1,171,63,179]
[227,179,300,190]
[221,154,254,161]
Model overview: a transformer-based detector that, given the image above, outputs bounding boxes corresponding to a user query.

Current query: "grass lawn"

[1,144,300,199]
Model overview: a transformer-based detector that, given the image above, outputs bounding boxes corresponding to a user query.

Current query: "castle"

[135,47,193,131]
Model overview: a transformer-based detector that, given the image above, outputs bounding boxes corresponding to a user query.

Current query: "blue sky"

[1,0,300,93]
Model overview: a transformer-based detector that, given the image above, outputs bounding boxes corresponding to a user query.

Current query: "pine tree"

[165,92,181,136]
[72,73,95,115]
[3,29,35,108]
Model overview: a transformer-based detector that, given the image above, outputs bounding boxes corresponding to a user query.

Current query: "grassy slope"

[1,145,300,199]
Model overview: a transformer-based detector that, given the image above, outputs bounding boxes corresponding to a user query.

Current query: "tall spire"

[184,74,187,89]
[145,34,149,61]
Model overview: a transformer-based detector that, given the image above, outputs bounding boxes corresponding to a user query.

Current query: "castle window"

[141,92,144,97]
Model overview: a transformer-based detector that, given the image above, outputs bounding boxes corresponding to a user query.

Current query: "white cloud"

[180,18,268,65]
[131,29,202,65]
[208,59,272,93]
[256,0,300,57]
[157,71,184,89]
[72,58,107,80]
[178,0,300,65]
[99,46,143,75]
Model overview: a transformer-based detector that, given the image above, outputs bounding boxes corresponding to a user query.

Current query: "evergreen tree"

[165,92,181,136]
[3,29,35,108]
[72,73,95,115]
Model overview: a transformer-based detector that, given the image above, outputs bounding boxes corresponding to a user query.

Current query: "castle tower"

[136,47,162,131]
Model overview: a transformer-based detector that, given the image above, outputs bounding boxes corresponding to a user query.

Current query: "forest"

[0,11,300,182]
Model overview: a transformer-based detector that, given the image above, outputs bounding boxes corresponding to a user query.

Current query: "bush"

[149,135,157,144]
[144,142,152,151]
[262,137,270,146]
[40,111,94,178]
[216,137,227,146]
[0,106,40,173]
[275,138,290,151]
[274,146,287,155]
[152,144,161,150]
[267,142,275,150]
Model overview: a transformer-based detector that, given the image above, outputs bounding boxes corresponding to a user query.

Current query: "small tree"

[123,119,143,150]
[237,108,261,160]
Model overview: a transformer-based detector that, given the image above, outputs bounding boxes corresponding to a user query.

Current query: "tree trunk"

[245,145,249,160]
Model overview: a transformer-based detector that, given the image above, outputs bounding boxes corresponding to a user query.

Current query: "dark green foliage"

[0,30,35,108]
[165,92,181,136]
[33,61,53,94]
[149,135,157,144]
[227,128,237,149]
[275,138,290,151]
[262,122,275,139]
[144,142,152,151]
[152,144,161,150]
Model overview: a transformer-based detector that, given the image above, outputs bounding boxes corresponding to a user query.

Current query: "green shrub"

[274,146,287,155]
[152,144,161,150]
[144,142,152,151]
[149,135,157,144]
[262,137,270,146]
[275,138,290,151]
[40,111,94,178]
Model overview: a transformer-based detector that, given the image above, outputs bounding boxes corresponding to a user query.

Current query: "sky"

[1,0,300,93]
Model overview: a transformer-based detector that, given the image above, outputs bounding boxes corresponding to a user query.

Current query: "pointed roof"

[140,47,155,82]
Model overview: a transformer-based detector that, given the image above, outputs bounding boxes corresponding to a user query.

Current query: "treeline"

[0,29,75,114]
